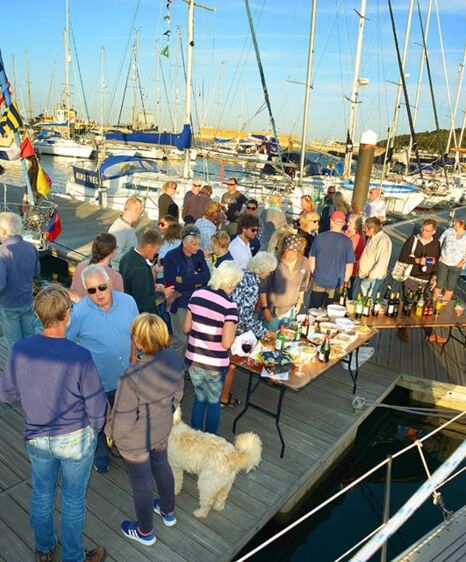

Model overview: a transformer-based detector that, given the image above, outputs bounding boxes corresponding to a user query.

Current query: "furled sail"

[105,123,191,150]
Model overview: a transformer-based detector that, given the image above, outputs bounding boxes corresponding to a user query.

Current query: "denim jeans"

[358,278,383,297]
[189,365,225,434]
[0,302,35,349]
[26,426,97,562]
[124,447,174,533]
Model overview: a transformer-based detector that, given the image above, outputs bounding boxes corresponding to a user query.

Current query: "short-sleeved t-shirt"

[221,190,247,223]
[310,231,355,289]
[363,198,386,221]
[185,287,238,371]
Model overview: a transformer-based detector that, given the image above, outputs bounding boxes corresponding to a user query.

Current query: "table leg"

[232,371,254,434]
[275,386,287,458]
[347,347,360,394]
[440,326,466,354]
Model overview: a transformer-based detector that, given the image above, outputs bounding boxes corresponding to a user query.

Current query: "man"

[195,202,222,253]
[363,187,386,223]
[357,217,392,297]
[182,179,209,222]
[108,197,143,270]
[229,213,260,271]
[119,228,174,313]
[67,264,139,472]
[0,212,40,348]
[244,198,261,256]
[309,210,355,308]
[221,178,247,235]
[164,225,211,357]
[396,218,441,343]
[318,185,336,232]
[0,285,107,562]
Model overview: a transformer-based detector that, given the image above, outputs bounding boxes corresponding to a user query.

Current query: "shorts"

[436,261,462,292]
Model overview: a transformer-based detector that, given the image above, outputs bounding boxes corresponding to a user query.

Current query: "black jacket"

[398,235,441,281]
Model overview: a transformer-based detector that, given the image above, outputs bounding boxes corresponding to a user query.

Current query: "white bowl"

[335,317,355,330]
[327,304,347,318]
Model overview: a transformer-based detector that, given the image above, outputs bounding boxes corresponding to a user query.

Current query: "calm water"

[241,388,466,562]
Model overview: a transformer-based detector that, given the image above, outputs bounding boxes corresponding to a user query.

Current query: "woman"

[159,223,182,263]
[184,261,243,434]
[434,217,466,302]
[259,193,287,250]
[267,224,296,257]
[293,195,315,228]
[320,190,350,232]
[221,251,278,407]
[158,214,178,236]
[261,234,311,330]
[107,313,184,546]
[158,181,179,221]
[344,213,365,296]
[298,210,320,257]
[70,233,123,301]
[211,231,233,268]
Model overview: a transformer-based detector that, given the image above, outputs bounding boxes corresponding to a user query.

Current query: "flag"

[161,45,169,58]
[0,102,23,137]
[0,83,13,108]
[44,210,62,242]
[36,164,51,198]
[20,137,35,159]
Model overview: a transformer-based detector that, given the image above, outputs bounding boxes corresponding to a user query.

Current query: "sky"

[1,0,465,144]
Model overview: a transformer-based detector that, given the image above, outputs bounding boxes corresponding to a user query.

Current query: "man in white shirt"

[108,197,143,270]
[363,187,386,223]
[229,214,260,270]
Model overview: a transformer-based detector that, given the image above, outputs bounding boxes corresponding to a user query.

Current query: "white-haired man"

[109,197,143,270]
[363,187,386,223]
[67,264,139,473]
[0,212,40,348]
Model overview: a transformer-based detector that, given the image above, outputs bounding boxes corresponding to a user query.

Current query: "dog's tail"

[233,432,262,473]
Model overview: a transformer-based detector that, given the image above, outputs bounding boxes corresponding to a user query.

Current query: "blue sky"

[1,0,465,143]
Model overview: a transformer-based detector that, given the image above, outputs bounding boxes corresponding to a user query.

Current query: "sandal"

[221,396,241,408]
[426,334,448,344]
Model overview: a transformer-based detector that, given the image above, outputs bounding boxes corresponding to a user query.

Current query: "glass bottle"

[318,331,331,363]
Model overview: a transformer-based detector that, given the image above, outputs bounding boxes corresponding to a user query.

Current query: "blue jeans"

[189,365,225,434]
[26,426,97,562]
[0,302,35,349]
[95,390,115,471]
[358,278,383,297]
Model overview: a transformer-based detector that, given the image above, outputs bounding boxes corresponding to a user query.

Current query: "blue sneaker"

[153,498,177,527]
[121,521,156,546]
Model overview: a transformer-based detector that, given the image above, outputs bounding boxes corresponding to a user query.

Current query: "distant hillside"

[379,128,465,153]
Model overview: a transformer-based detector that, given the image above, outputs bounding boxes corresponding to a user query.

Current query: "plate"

[335,318,355,330]
[319,322,339,336]
[307,333,325,345]
[330,344,346,360]
[309,308,327,318]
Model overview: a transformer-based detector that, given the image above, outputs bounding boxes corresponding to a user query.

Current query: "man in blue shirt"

[164,225,210,358]
[0,212,40,348]
[310,210,355,308]
[68,263,139,473]
[0,285,107,562]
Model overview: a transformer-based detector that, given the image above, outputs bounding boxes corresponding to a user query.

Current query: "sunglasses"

[87,284,108,295]
[249,228,259,233]
[227,183,236,186]
[247,206,257,211]
[193,184,202,188]
[159,222,166,227]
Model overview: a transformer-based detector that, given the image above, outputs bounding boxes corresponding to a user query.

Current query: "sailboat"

[34,0,94,159]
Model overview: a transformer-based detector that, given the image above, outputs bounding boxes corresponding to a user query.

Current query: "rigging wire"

[69,23,90,122]
[116,54,133,126]
[159,52,175,130]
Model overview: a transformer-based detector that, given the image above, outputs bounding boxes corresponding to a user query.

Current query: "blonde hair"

[248,252,278,275]
[205,202,222,220]
[267,224,296,257]
[211,230,230,251]
[208,261,243,292]
[34,284,71,328]
[131,313,170,354]
[268,193,282,207]
[300,195,315,212]
[333,192,351,214]
[299,210,320,232]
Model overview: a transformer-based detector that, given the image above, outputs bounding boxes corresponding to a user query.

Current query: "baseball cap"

[331,211,347,223]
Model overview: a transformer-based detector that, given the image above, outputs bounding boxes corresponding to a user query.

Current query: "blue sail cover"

[213,137,233,143]
[105,123,191,150]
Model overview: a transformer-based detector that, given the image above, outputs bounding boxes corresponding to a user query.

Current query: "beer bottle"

[294,323,302,341]
[355,293,364,319]
[302,315,310,337]
[275,327,286,350]
[319,331,331,363]
[403,290,413,316]
[363,289,373,317]
[383,284,392,300]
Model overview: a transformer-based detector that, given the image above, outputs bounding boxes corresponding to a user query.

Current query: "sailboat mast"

[100,47,105,135]
[343,0,367,180]
[132,30,140,129]
[183,0,194,179]
[174,27,181,132]
[298,0,317,186]
[24,51,33,122]
[64,0,71,138]
[446,46,466,156]
[456,104,466,169]
[407,0,432,167]
[382,0,415,180]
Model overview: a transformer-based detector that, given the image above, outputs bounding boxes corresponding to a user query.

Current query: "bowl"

[319,322,339,336]
[335,317,355,330]
[327,304,347,318]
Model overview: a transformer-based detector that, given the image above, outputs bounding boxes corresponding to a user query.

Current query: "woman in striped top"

[183,261,243,434]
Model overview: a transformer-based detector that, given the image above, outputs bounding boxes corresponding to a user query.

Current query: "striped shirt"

[185,288,238,371]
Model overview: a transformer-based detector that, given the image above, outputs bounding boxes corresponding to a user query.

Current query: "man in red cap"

[309,210,355,308]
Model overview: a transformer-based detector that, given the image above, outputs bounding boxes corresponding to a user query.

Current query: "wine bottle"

[294,323,302,341]
[339,283,348,307]
[393,292,400,317]
[403,290,413,316]
[318,331,331,363]
[363,289,373,317]
[275,327,286,350]
[387,292,396,317]
[355,293,364,319]
[371,291,381,317]
[383,284,392,300]
[302,315,310,337]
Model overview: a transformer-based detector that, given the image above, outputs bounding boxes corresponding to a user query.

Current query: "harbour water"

[240,388,466,562]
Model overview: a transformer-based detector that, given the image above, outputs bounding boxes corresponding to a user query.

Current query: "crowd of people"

[0,178,464,561]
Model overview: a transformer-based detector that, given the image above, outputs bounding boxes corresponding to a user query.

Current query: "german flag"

[0,102,23,137]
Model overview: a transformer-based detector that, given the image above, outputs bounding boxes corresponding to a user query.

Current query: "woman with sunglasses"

[297,211,320,257]
[70,233,124,302]
[158,181,179,222]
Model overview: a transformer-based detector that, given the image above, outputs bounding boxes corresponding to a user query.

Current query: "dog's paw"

[213,501,225,512]
[193,508,209,518]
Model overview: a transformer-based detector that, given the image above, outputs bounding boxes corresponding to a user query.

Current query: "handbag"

[392,236,418,282]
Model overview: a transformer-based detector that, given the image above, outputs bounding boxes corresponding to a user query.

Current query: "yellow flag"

[36,164,50,198]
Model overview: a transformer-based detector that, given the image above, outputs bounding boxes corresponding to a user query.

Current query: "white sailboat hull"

[34,139,94,159]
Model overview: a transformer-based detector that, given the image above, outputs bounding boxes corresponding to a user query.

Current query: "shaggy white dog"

[168,409,262,518]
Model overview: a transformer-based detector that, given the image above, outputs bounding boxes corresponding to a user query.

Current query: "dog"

[168,408,262,518]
